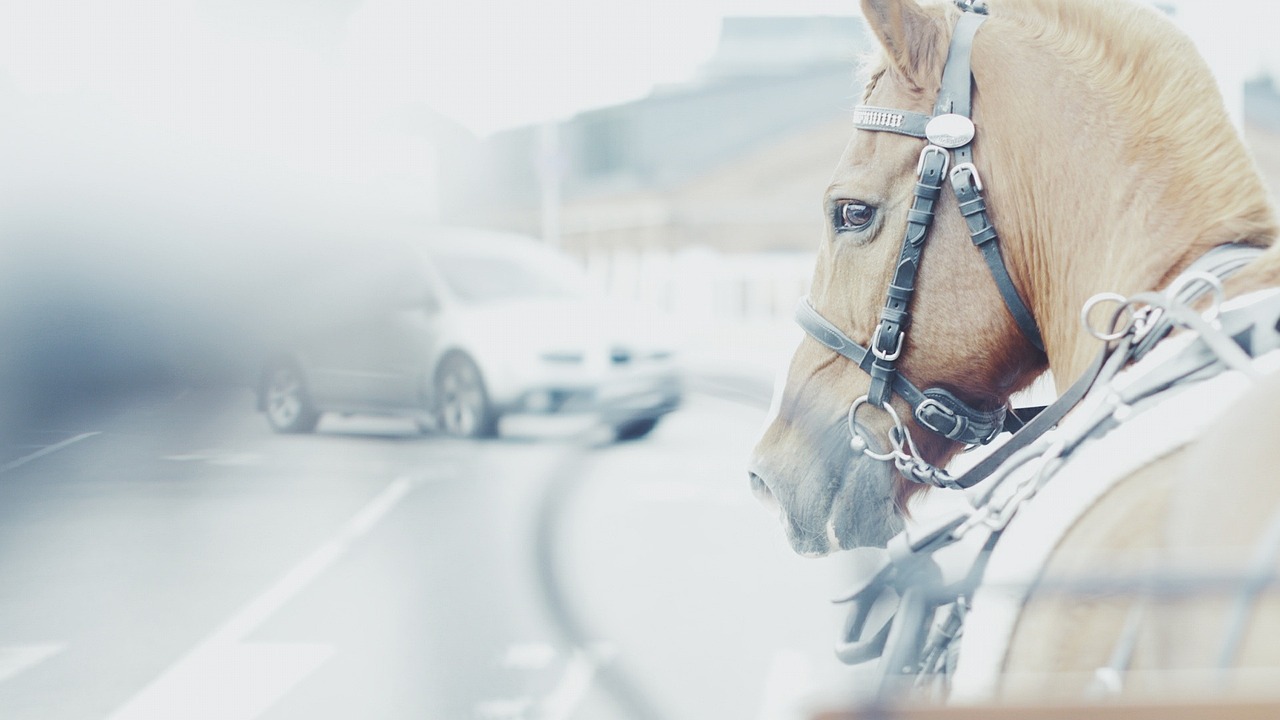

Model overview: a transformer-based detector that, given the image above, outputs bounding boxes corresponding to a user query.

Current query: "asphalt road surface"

[0,386,867,720]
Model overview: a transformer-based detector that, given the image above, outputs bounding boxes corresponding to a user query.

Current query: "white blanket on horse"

[949,303,1280,703]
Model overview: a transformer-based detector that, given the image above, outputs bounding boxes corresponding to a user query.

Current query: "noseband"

[796,5,1045,479]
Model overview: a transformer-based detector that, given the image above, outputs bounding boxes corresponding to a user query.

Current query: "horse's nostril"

[749,472,779,511]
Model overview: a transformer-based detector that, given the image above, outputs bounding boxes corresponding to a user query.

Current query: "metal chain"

[849,269,1236,503]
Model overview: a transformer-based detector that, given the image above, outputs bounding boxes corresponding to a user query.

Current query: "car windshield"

[431,250,588,303]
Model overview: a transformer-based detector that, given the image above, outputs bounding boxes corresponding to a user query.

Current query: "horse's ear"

[860,0,943,84]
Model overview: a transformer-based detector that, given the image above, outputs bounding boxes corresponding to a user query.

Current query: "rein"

[797,6,1046,484]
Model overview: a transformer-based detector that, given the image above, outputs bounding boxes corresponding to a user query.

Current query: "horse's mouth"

[749,456,902,555]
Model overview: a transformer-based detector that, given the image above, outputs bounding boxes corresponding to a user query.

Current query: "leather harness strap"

[854,10,1044,414]
[797,298,1009,446]
[805,7,1039,452]
[940,14,1044,351]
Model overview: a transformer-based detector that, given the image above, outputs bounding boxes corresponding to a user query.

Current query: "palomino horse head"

[750,0,1277,555]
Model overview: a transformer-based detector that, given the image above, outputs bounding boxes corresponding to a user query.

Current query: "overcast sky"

[0,0,1275,136]
[0,0,1274,231]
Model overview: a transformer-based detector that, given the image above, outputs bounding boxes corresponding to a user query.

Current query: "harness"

[837,274,1280,702]
[799,0,1280,702]
[796,4,1045,489]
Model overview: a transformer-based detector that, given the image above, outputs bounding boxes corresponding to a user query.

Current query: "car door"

[338,247,443,410]
[360,274,443,409]
[295,245,426,410]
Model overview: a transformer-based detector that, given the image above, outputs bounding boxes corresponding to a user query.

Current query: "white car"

[257,228,682,440]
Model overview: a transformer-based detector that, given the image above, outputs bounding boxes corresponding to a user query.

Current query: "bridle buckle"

[950,162,983,192]
[916,145,950,180]
[871,325,905,362]
[913,397,957,433]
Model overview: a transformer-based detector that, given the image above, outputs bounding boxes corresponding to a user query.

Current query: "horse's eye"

[835,201,875,232]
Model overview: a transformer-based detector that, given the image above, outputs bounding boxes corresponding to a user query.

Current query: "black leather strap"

[808,6,1047,448]
[933,12,984,118]
[797,298,1008,446]
[951,169,1046,351]
[941,13,1045,352]
[960,346,1113,488]
[867,148,950,407]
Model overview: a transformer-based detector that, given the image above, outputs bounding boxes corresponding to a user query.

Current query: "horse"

[747,0,1280,705]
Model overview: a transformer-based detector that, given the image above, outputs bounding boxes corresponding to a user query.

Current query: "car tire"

[613,416,660,442]
[435,354,498,438]
[263,362,321,433]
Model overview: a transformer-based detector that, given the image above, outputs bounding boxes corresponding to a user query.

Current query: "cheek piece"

[797,8,1043,489]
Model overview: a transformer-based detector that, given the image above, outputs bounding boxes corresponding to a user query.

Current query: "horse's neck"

[1044,226,1191,390]
[1002,119,1278,390]
[1037,221,1280,390]
[978,2,1280,390]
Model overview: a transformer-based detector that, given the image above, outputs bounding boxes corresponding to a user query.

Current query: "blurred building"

[441,16,872,255]
[433,14,1280,326]
[428,16,874,326]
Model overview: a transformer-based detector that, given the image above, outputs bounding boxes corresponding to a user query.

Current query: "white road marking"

[535,648,598,720]
[502,642,557,670]
[107,644,333,720]
[162,451,262,467]
[107,473,426,720]
[1,432,100,473]
[0,644,65,684]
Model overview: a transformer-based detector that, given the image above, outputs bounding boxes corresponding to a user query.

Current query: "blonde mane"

[994,0,1277,261]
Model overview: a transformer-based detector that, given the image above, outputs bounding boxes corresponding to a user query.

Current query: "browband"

[853,107,931,137]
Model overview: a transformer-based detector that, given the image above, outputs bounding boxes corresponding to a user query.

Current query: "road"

[0,385,868,720]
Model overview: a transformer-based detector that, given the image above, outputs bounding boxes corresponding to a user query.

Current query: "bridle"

[798,0,1280,691]
[795,3,1045,487]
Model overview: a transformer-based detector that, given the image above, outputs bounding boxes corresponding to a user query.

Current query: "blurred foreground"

[0,382,868,720]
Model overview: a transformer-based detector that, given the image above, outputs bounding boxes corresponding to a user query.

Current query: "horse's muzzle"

[749,471,780,513]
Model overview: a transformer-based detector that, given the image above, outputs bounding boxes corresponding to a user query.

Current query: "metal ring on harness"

[847,395,903,461]
[1081,292,1134,341]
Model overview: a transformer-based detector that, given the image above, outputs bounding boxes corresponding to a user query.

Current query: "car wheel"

[435,355,497,438]
[263,362,320,433]
[614,416,660,442]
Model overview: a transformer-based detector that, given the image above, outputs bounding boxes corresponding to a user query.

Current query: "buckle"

[914,397,960,438]
[871,325,904,362]
[916,145,950,180]
[950,162,984,192]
